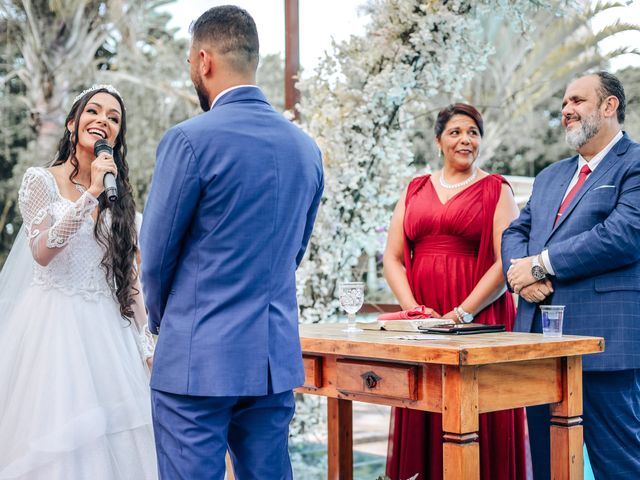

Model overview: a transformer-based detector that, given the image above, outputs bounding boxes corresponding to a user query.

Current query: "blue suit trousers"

[528,369,640,479]
[151,387,295,480]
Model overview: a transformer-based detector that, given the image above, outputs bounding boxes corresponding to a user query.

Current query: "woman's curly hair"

[51,87,137,319]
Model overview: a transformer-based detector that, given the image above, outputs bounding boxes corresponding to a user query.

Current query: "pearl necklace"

[439,169,477,189]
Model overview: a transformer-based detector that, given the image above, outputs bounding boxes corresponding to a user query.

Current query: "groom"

[140,6,324,479]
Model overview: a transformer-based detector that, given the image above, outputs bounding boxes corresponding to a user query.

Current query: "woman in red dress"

[384,103,528,480]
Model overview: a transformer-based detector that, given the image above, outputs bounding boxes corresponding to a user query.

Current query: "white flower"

[290,0,550,443]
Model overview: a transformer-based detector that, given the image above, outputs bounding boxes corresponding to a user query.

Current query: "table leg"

[327,397,353,480]
[550,356,584,480]
[442,365,480,480]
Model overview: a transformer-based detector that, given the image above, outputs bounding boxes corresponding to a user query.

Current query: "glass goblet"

[338,282,365,333]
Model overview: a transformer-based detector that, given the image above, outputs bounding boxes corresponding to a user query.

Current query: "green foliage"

[484,64,640,176]
[0,0,201,267]
[0,14,32,263]
[617,66,640,141]
[483,88,574,176]
[410,0,640,176]
[95,1,199,203]
[257,53,285,112]
[0,0,116,262]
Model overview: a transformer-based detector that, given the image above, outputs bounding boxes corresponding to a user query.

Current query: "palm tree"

[0,0,198,261]
[467,0,640,163]
[0,0,120,158]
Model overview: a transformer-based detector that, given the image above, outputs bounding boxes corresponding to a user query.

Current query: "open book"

[356,317,455,332]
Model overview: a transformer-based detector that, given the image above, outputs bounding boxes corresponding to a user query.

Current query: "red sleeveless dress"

[385,174,528,480]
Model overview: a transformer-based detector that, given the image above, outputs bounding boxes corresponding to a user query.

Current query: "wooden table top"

[299,323,604,366]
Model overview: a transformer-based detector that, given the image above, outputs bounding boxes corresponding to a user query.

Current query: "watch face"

[462,313,474,323]
[532,265,546,280]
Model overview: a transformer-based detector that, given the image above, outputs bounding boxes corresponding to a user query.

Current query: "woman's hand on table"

[440,310,460,323]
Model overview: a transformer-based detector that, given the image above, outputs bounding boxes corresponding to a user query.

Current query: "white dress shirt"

[542,130,623,275]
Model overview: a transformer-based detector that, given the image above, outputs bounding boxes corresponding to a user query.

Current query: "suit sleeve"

[140,127,200,334]
[501,195,533,286]
[548,161,640,281]
[296,157,324,268]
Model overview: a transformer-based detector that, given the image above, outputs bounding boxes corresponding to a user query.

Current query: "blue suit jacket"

[140,87,324,396]
[502,133,640,371]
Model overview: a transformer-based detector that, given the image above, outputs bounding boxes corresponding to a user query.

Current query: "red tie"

[555,164,592,225]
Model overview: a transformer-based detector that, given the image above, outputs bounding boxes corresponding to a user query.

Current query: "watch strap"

[531,255,547,280]
[455,306,474,323]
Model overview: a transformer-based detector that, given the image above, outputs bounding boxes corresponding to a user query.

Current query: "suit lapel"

[542,158,576,243]
[550,134,630,235]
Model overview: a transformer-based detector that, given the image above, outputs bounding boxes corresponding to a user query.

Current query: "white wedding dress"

[0,167,157,479]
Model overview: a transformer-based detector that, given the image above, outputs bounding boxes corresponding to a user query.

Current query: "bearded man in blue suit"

[502,71,640,479]
[140,6,323,479]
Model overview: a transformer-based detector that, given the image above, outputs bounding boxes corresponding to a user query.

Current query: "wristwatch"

[531,255,547,281]
[454,306,474,324]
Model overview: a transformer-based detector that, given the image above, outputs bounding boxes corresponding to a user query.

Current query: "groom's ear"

[198,48,214,77]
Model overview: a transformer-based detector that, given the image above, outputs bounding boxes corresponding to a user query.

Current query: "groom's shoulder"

[176,110,217,133]
[159,111,219,146]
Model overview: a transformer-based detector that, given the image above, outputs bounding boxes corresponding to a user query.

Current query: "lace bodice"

[17,167,155,359]
[18,167,112,300]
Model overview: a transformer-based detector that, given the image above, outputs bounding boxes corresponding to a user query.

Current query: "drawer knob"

[361,371,382,389]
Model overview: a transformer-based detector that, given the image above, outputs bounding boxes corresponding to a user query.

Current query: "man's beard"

[565,110,601,150]
[193,77,211,112]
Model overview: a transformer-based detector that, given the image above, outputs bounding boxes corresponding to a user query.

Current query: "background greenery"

[1,1,638,266]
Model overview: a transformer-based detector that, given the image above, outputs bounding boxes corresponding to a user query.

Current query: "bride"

[0,85,157,479]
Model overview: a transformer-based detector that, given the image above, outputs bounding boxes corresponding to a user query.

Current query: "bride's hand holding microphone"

[88,139,118,201]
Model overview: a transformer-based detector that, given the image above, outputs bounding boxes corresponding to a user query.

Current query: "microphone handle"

[103,172,118,202]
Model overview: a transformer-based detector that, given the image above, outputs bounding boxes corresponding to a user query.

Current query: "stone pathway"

[352,401,390,458]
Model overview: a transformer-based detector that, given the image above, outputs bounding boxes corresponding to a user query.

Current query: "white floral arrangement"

[295,0,546,326]
[290,1,559,474]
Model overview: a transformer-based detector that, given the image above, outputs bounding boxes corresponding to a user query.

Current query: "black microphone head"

[94,139,113,157]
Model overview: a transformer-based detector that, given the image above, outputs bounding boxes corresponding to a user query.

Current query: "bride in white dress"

[0,85,157,479]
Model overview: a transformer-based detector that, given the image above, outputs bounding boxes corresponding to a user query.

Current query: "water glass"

[338,282,365,333]
[540,305,565,337]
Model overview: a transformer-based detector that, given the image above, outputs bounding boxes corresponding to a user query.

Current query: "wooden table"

[296,324,604,480]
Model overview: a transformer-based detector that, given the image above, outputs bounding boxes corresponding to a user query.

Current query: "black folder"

[418,323,506,335]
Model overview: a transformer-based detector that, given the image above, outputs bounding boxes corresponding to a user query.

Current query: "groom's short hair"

[190,6,260,74]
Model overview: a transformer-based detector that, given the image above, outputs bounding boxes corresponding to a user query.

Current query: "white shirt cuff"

[541,249,555,276]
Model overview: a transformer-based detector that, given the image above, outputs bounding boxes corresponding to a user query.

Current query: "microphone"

[93,139,118,202]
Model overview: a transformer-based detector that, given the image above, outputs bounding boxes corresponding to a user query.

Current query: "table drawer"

[336,359,418,400]
[303,355,322,388]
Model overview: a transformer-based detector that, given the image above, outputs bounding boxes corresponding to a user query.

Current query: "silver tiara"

[73,84,123,104]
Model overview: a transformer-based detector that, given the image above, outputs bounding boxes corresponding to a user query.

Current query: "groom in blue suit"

[502,72,640,479]
[140,6,323,479]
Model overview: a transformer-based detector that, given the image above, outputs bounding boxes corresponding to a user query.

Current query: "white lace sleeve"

[132,262,155,359]
[138,324,155,359]
[18,168,98,266]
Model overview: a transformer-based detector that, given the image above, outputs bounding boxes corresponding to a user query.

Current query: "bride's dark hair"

[51,87,137,319]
